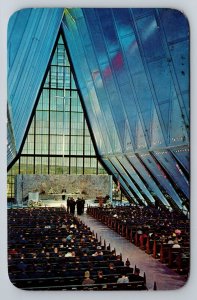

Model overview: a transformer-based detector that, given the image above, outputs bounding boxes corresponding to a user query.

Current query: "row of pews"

[87,206,190,276]
[8,207,147,290]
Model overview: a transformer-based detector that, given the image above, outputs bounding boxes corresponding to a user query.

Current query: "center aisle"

[78,212,187,290]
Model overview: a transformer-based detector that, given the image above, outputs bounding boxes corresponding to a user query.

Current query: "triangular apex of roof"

[19,34,101,168]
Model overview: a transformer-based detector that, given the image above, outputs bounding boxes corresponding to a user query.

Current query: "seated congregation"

[87,205,190,276]
[8,207,147,290]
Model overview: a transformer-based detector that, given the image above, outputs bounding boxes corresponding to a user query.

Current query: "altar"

[15,174,111,204]
[27,192,42,207]
[39,193,81,201]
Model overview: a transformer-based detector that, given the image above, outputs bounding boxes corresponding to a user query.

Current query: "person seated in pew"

[159,234,166,243]
[81,251,89,262]
[61,266,70,277]
[172,239,181,248]
[80,244,90,255]
[88,263,98,276]
[95,270,107,284]
[92,246,103,257]
[167,236,174,244]
[65,233,73,242]
[16,259,28,272]
[117,272,129,284]
[82,271,95,285]
[125,258,130,267]
[115,255,123,266]
[109,250,117,261]
[105,262,117,276]
[30,263,45,278]
[123,265,134,275]
[65,248,76,257]
[95,250,104,261]
[9,248,18,255]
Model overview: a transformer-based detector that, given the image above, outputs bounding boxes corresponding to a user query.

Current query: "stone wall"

[15,174,111,203]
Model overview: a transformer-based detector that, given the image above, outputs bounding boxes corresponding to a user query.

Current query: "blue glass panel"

[109,50,129,85]
[148,58,175,103]
[83,94,107,154]
[76,18,92,47]
[69,8,83,19]
[135,119,148,150]
[151,108,166,148]
[132,8,154,18]
[96,9,119,53]
[113,9,134,37]
[154,150,189,198]
[81,49,121,152]
[121,35,144,75]
[136,15,165,59]
[118,83,137,148]
[83,84,112,153]
[182,92,189,120]
[132,73,152,113]
[169,94,188,147]
[159,9,189,43]
[83,9,108,65]
[159,101,170,133]
[170,40,189,93]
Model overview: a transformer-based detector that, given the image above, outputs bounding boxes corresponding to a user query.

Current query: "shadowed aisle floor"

[78,213,187,291]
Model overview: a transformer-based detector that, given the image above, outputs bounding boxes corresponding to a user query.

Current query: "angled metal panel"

[153,150,189,198]
[102,158,138,204]
[127,154,169,206]
[7,8,64,165]
[150,108,166,148]
[109,156,147,205]
[7,107,17,165]
[117,155,155,204]
[171,147,190,173]
[139,153,183,209]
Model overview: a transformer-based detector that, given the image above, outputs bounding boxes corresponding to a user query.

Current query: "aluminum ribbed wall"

[7,8,64,165]
[62,8,189,210]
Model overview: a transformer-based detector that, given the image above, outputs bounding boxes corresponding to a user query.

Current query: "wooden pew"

[159,243,172,263]
[152,240,161,259]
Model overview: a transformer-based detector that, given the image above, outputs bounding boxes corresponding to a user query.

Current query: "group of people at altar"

[67,197,85,215]
[61,188,85,215]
